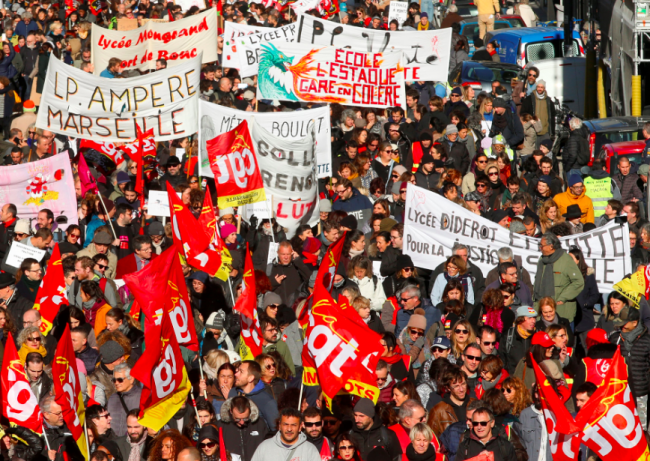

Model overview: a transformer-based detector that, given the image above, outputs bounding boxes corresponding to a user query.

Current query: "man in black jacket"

[0,271,32,327]
[350,398,402,461]
[562,118,590,178]
[304,407,335,460]
[491,98,524,150]
[456,407,517,461]
[267,241,312,306]
[218,396,270,461]
[41,395,85,461]
[498,305,537,375]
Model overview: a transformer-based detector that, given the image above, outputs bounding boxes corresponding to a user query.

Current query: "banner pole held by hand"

[190,390,202,428]
[97,193,118,239]
[198,356,208,399]
[84,419,91,460]
[298,381,304,410]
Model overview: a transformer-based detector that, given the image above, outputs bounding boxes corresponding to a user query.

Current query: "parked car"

[582,117,649,164]
[502,15,527,27]
[523,57,586,116]
[485,27,584,67]
[459,19,515,56]
[449,61,522,95]
[593,140,645,175]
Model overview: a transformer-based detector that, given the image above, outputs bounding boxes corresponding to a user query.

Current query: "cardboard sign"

[388,1,408,27]
[6,242,46,268]
[148,190,183,217]
[117,18,139,31]
[267,242,280,265]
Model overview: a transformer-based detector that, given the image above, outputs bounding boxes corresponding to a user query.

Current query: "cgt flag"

[234,244,264,360]
[131,310,191,432]
[574,347,650,461]
[124,246,199,352]
[52,325,88,460]
[198,186,232,281]
[1,332,42,433]
[206,120,266,210]
[302,281,382,408]
[33,243,67,336]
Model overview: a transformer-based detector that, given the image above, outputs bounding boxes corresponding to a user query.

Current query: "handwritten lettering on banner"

[294,14,451,82]
[256,42,405,107]
[223,22,296,74]
[403,185,631,292]
[91,8,218,74]
[36,55,200,141]
[198,100,332,178]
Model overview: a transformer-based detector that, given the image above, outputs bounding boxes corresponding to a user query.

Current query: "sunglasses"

[501,388,514,394]
[465,354,481,361]
[402,267,413,273]
[502,294,512,299]
[339,446,354,451]
[97,264,108,270]
[409,329,425,337]
[431,347,446,353]
[265,364,275,370]
[199,442,217,449]
[304,421,323,428]
[488,172,499,177]
[477,160,487,164]
[323,420,338,426]
[476,184,487,188]
[98,413,111,419]
[111,377,126,383]
[70,233,80,239]
[528,73,538,77]
[481,341,496,346]
[27,337,41,343]
[455,329,468,334]
[391,174,400,179]
[472,421,489,427]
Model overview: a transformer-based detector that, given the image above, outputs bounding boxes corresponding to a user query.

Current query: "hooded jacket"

[553,188,595,224]
[238,380,280,431]
[442,136,471,174]
[332,187,373,213]
[349,415,403,461]
[251,431,321,461]
[218,397,270,461]
[562,125,590,172]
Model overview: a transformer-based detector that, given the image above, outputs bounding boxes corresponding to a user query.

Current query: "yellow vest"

[485,147,515,162]
[584,176,612,217]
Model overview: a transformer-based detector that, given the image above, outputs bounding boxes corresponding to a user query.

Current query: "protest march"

[0,2,647,461]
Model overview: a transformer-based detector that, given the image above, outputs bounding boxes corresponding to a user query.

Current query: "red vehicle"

[593,140,646,175]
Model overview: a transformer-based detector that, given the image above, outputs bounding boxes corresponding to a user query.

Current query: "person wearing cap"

[189,272,222,324]
[108,171,132,201]
[77,230,118,279]
[350,397,402,461]
[261,292,282,319]
[489,97,524,150]
[159,155,185,191]
[444,88,470,119]
[441,124,470,174]
[333,178,373,214]
[146,220,169,254]
[396,308,431,379]
[521,80,555,147]
[533,232,584,323]
[553,174,594,224]
[417,11,433,30]
[89,340,126,405]
[484,134,514,163]
[561,204,584,234]
[497,305,538,375]
[414,152,439,190]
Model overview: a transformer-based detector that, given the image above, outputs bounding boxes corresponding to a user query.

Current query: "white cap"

[224,350,241,364]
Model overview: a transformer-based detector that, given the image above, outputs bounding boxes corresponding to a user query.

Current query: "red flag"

[52,325,88,459]
[198,187,233,281]
[1,332,42,433]
[234,245,264,360]
[33,244,67,336]
[302,281,382,408]
[206,120,266,209]
[77,154,98,197]
[79,140,125,167]
[315,231,346,291]
[166,182,227,279]
[124,247,199,352]
[573,347,650,461]
[131,309,191,431]
[125,125,155,197]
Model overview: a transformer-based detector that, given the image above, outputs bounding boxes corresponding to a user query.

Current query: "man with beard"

[521,80,555,147]
[261,316,295,375]
[218,396,269,461]
[303,407,334,461]
[112,204,136,260]
[430,368,475,437]
[235,361,279,431]
[116,410,149,461]
[350,398,402,461]
[251,408,320,461]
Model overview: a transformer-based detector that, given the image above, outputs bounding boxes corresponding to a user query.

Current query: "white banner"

[36,55,201,141]
[91,8,218,74]
[250,118,319,238]
[388,2,408,28]
[256,42,406,108]
[403,185,631,292]
[198,100,332,178]
[293,14,451,82]
[6,242,46,268]
[223,22,296,76]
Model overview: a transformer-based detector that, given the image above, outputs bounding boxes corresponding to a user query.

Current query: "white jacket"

[352,275,387,312]
[508,4,537,27]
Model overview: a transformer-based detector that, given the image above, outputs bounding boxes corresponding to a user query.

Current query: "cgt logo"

[307,324,358,378]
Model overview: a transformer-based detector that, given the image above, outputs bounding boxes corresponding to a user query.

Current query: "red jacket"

[115,252,158,279]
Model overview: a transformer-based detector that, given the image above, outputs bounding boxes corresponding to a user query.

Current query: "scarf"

[399,328,431,369]
[517,325,533,339]
[493,112,508,130]
[500,189,512,206]
[621,323,645,352]
[83,298,107,327]
[19,343,47,363]
[406,442,436,461]
[417,21,429,31]
[349,248,364,257]
[203,360,218,380]
[128,435,147,461]
[118,323,131,337]
[20,277,41,297]
[482,372,502,391]
[534,249,565,301]
[541,314,559,329]
[535,90,547,99]
[485,307,505,334]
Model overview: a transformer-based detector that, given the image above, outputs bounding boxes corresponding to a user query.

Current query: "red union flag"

[1,332,42,433]
[206,120,266,209]
[52,325,87,459]
[574,348,650,461]
[302,281,382,408]
[79,139,125,166]
[316,231,346,291]
[33,243,67,336]
[131,310,191,432]
[234,245,263,360]
[124,247,199,352]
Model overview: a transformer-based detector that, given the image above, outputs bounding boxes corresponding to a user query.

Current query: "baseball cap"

[585,328,609,349]
[531,331,554,348]
[613,306,640,328]
[516,305,537,318]
[431,336,451,350]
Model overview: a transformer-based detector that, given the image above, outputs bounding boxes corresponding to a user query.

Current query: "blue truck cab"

[485,27,584,67]
[459,19,514,56]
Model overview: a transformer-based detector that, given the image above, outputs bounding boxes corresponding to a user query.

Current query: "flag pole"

[227,278,236,307]
[298,381,304,410]
[190,390,202,428]
[266,197,275,244]
[96,192,117,240]
[43,425,51,451]
[198,356,208,399]
[84,419,91,460]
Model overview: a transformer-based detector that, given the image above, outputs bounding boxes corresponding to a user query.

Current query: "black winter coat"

[456,430,517,461]
[489,109,524,150]
[612,326,650,398]
[6,425,44,461]
[41,424,85,461]
[573,271,601,333]
[267,258,312,308]
[562,126,589,172]
[217,398,270,461]
[498,327,533,376]
[349,415,402,461]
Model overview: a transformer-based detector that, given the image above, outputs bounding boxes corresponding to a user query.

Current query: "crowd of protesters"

[0,1,646,461]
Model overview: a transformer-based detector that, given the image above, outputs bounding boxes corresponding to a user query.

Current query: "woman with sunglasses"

[475,355,509,399]
[197,424,235,461]
[371,142,397,185]
[16,325,47,364]
[254,353,287,400]
[450,319,476,361]
[430,256,474,307]
[333,434,361,461]
[462,152,489,194]
[481,388,524,440]
[396,310,431,379]
[183,400,217,444]
[382,255,423,299]
[468,289,514,345]
[500,377,532,417]
[66,224,83,249]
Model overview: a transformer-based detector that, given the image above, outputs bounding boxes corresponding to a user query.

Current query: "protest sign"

[241,197,273,221]
[256,42,406,107]
[403,184,631,292]
[36,55,200,141]
[118,18,139,31]
[198,100,332,178]
[388,2,408,27]
[6,242,46,268]
[294,14,451,82]
[250,118,319,238]
[0,155,77,229]
[148,190,171,217]
[223,22,296,76]
[91,8,218,74]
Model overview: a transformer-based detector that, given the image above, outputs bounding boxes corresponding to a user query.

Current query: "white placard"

[6,242,46,269]
[388,2,408,27]
[242,198,273,221]
[175,0,206,12]
[147,190,182,217]
[267,242,280,265]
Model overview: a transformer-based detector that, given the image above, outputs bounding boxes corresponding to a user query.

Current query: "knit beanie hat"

[407,308,427,330]
[354,398,376,418]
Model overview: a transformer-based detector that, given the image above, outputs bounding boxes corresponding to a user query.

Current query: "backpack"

[505,326,516,353]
